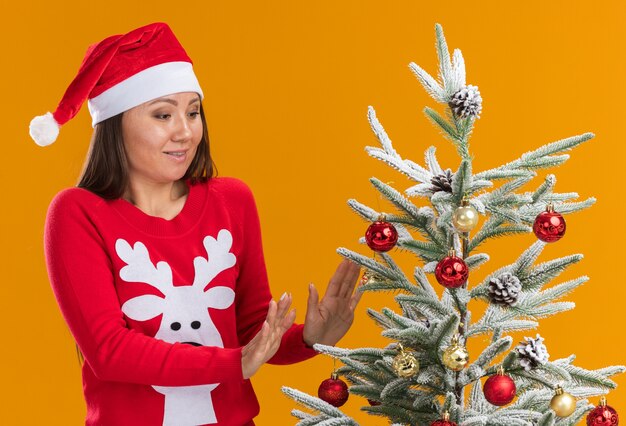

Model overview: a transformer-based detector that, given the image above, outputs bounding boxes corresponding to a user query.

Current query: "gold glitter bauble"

[550,386,576,417]
[361,270,390,287]
[392,345,419,378]
[442,336,469,371]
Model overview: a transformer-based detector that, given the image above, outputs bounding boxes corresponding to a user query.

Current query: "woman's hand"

[303,260,362,347]
[241,294,295,379]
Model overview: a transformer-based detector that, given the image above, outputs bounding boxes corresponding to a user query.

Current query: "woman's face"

[121,92,203,186]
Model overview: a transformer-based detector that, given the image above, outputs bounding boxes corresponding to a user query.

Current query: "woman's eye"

[189,111,200,118]
[154,114,171,120]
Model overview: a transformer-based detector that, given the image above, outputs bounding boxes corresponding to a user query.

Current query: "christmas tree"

[282,24,624,426]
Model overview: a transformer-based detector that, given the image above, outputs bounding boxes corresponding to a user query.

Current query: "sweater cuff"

[268,323,318,365]
[199,345,244,382]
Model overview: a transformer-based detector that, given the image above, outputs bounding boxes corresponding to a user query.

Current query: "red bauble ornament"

[533,204,566,243]
[586,397,619,426]
[318,373,349,407]
[435,250,469,288]
[483,368,517,406]
[365,217,398,252]
[430,412,457,426]
[367,399,381,406]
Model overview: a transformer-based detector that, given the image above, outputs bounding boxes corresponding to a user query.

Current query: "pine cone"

[516,334,549,371]
[430,169,454,193]
[448,85,482,119]
[488,272,522,306]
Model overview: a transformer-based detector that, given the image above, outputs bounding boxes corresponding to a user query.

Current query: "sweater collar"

[109,179,208,237]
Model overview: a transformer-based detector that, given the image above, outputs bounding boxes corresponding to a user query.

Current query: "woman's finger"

[280,308,296,332]
[276,293,292,317]
[265,299,278,328]
[339,261,361,298]
[325,260,349,298]
[349,286,364,311]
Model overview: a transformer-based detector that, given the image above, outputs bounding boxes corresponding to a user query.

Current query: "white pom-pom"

[29,112,60,146]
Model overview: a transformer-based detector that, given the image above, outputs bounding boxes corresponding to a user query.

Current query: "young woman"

[30,22,362,426]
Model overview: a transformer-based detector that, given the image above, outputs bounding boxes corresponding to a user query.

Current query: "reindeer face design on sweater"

[115,229,236,426]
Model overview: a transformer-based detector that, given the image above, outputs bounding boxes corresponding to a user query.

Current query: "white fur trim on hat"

[87,61,203,126]
[29,112,60,147]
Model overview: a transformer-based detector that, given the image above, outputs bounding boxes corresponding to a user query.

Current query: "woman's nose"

[172,114,193,141]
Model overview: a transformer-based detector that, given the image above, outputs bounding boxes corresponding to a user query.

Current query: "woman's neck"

[123,179,188,220]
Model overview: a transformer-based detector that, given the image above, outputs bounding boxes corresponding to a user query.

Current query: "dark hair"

[77,104,216,199]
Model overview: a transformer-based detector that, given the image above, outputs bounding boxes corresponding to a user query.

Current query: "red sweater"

[44,177,316,426]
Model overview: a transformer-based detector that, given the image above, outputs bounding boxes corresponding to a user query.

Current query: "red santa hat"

[29,22,203,146]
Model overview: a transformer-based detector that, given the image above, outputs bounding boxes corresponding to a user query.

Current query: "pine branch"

[435,23,455,98]
[520,255,583,292]
[432,315,461,360]
[414,266,439,298]
[424,106,461,143]
[381,377,412,399]
[536,411,556,426]
[528,276,588,306]
[495,133,594,172]
[557,402,594,426]
[468,336,513,373]
[408,63,446,103]
[359,279,419,295]
[473,169,538,181]
[531,175,556,203]
[367,308,397,330]
[468,317,538,337]
[452,159,472,204]
[558,363,620,389]
[282,387,356,420]
[400,238,446,263]
[465,253,489,270]
[452,49,466,91]
[337,247,404,281]
[395,294,453,319]
[519,133,594,163]
[512,241,546,275]
[468,379,495,414]
[469,223,532,251]
[346,198,380,222]
[425,146,444,176]
[370,178,421,217]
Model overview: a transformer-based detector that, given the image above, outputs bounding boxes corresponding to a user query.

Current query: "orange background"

[4,1,625,424]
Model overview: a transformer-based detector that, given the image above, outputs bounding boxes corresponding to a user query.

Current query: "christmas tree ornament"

[550,386,577,417]
[452,197,479,232]
[435,250,469,288]
[430,169,454,194]
[318,372,349,407]
[360,270,390,287]
[488,272,522,307]
[367,399,381,406]
[365,215,398,252]
[392,344,419,378]
[430,411,458,426]
[442,335,469,371]
[586,396,619,426]
[448,85,482,119]
[483,366,516,406]
[533,204,566,243]
[516,334,550,371]
[360,270,372,286]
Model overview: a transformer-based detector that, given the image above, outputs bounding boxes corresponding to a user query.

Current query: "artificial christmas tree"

[283,24,624,425]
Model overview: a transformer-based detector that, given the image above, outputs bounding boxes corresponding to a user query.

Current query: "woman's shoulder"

[47,187,108,217]
[202,177,256,201]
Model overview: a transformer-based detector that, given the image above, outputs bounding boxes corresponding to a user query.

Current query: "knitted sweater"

[44,177,316,426]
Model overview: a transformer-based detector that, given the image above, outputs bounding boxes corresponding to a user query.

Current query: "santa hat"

[29,22,203,147]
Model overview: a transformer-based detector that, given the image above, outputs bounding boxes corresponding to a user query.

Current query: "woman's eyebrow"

[148,97,200,106]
